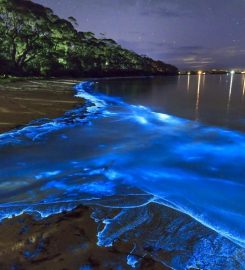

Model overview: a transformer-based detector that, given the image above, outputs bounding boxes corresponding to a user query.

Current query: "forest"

[0,0,178,77]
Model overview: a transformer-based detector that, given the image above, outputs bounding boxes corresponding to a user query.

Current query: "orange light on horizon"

[198,71,202,75]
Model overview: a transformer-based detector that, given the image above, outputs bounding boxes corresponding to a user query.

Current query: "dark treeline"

[0,0,178,77]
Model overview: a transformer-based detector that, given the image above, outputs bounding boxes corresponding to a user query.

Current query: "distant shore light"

[198,71,202,75]
[230,70,235,75]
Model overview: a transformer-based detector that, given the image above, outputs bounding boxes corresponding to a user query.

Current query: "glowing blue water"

[0,80,244,269]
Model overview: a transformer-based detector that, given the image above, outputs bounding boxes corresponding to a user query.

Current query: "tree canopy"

[0,0,178,77]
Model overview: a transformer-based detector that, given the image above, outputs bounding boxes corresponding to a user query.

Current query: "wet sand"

[0,206,166,270]
[0,79,168,269]
[0,79,83,133]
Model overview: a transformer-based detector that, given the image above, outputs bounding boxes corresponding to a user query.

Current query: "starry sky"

[33,0,245,70]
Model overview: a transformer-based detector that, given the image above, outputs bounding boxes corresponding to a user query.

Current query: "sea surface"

[0,75,245,269]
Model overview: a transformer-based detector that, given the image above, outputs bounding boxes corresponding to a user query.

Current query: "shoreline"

[0,77,244,270]
[0,205,167,270]
[0,78,171,269]
[0,75,173,134]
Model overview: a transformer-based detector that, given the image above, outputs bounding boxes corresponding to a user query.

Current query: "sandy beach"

[0,77,244,270]
[0,79,83,133]
[0,79,168,269]
[0,206,167,270]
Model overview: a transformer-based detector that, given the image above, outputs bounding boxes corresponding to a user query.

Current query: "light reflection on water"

[227,73,234,115]
[242,75,245,102]
[195,74,202,120]
[0,79,244,269]
[187,74,190,92]
[95,74,245,132]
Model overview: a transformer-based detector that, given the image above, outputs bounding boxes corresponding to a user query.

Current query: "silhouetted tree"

[0,0,178,77]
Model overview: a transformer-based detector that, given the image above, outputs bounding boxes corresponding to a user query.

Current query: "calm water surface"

[95,74,245,132]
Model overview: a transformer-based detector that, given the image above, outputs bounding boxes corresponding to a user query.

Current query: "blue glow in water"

[127,255,138,268]
[0,80,244,269]
[79,265,92,270]
[35,170,62,180]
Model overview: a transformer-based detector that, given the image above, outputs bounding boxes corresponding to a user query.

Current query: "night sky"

[33,0,245,70]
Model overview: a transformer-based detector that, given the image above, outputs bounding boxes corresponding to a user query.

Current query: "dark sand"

[0,206,166,270]
[0,79,168,269]
[0,79,83,133]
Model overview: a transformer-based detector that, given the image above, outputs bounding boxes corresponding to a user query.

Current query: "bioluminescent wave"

[0,81,244,269]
